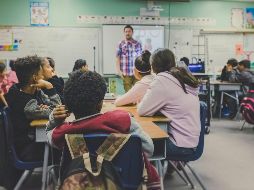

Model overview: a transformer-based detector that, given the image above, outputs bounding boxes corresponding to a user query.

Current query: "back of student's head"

[9,60,16,71]
[0,62,6,74]
[47,57,55,70]
[180,57,190,66]
[239,59,250,69]
[64,70,107,118]
[135,50,151,76]
[15,55,42,87]
[72,59,86,72]
[151,48,199,93]
[227,58,238,67]
[150,48,176,74]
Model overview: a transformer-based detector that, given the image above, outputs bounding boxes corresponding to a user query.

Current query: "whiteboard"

[0,27,100,77]
[169,29,193,61]
[102,25,164,74]
[206,34,245,73]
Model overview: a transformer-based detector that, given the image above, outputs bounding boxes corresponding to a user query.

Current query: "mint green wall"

[0,0,253,28]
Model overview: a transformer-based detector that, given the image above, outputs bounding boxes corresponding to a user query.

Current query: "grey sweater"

[5,83,61,151]
[228,69,254,84]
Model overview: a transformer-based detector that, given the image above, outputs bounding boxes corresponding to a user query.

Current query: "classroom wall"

[0,0,254,28]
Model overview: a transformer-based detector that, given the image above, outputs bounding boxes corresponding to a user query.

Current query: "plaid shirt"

[116,39,142,76]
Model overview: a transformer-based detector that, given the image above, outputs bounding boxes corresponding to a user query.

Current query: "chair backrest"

[61,134,144,189]
[1,107,42,170]
[168,102,206,162]
[240,90,254,124]
[190,101,206,160]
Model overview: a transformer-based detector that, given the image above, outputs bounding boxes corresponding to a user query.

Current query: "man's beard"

[125,35,132,40]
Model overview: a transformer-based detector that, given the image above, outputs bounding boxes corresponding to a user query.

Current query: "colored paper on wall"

[246,8,254,29]
[235,43,243,55]
[30,2,49,26]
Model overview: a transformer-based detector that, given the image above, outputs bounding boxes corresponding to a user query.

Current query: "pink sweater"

[137,72,200,148]
[0,71,18,94]
[115,75,154,106]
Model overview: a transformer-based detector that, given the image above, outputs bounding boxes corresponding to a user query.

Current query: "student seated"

[46,71,160,188]
[72,59,88,72]
[5,55,61,161]
[179,57,191,73]
[138,48,200,158]
[0,61,18,94]
[228,59,254,88]
[68,59,88,77]
[42,57,64,102]
[220,58,238,82]
[47,70,153,156]
[114,50,154,106]
[213,58,238,118]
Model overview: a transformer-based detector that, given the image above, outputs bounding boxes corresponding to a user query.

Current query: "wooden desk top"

[140,121,168,139]
[102,101,170,123]
[30,119,48,127]
[31,101,169,139]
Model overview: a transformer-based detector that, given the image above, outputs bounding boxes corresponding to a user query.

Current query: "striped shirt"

[116,39,142,76]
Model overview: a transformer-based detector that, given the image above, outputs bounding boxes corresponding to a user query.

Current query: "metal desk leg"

[235,91,239,107]
[41,143,49,190]
[219,92,224,119]
[155,160,164,190]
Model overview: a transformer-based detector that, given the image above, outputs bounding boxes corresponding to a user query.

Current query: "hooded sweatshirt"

[5,83,61,152]
[115,74,154,106]
[228,69,254,85]
[137,71,200,148]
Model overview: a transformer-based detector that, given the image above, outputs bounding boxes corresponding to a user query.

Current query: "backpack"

[240,90,254,124]
[60,133,148,190]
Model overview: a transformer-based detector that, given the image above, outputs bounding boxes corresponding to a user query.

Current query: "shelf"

[200,29,254,34]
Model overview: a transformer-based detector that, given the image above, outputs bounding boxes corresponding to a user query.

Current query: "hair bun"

[141,50,151,63]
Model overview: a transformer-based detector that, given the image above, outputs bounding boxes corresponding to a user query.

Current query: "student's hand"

[226,65,233,72]
[52,71,56,77]
[117,71,123,79]
[39,104,49,110]
[53,105,70,121]
[31,79,53,89]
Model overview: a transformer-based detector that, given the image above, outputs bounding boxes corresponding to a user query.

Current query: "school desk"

[200,80,242,119]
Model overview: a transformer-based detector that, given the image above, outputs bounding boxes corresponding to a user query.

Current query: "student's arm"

[24,99,53,120]
[220,66,227,81]
[129,116,154,157]
[228,70,241,82]
[41,88,62,105]
[46,105,70,148]
[137,78,166,116]
[115,82,143,106]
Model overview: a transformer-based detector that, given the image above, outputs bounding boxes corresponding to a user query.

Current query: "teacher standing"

[116,25,142,92]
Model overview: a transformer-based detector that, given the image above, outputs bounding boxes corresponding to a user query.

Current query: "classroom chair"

[166,102,207,190]
[60,134,145,190]
[1,107,43,190]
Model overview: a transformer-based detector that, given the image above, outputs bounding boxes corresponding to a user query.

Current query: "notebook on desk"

[104,93,116,100]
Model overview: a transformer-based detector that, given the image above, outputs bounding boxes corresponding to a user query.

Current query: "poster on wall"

[246,8,254,29]
[231,8,244,28]
[30,2,49,26]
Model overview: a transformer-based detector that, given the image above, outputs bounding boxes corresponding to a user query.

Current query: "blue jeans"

[166,139,196,159]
